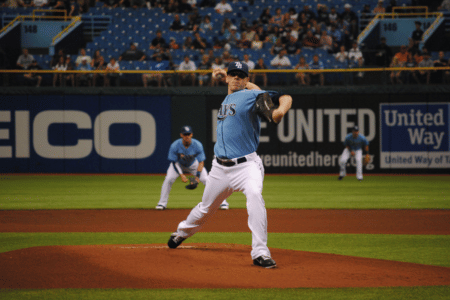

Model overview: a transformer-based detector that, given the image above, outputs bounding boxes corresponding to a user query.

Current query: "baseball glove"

[185,177,198,190]
[363,154,370,166]
[255,92,275,122]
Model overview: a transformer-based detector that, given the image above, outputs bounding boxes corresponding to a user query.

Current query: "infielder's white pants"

[339,148,363,180]
[158,161,229,208]
[175,152,270,260]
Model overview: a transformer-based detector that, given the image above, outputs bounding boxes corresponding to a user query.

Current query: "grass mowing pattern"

[0,175,449,209]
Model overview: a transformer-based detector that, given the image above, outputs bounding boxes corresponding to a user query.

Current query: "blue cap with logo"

[181,125,193,135]
[352,126,359,132]
[227,61,249,77]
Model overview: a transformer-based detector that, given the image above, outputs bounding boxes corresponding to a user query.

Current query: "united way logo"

[380,103,450,169]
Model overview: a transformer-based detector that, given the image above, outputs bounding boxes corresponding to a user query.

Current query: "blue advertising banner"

[380,103,450,168]
[0,95,171,173]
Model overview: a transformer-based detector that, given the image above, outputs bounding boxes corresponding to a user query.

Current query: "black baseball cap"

[352,126,359,132]
[181,125,193,135]
[227,61,249,77]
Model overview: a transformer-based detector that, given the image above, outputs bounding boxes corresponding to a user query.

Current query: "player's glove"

[363,154,370,166]
[254,92,275,122]
[185,177,198,190]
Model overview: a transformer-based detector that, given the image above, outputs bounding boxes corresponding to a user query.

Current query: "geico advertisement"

[380,103,450,169]
[0,95,171,173]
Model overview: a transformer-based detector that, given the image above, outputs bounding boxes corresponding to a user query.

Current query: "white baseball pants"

[158,161,229,208]
[175,152,271,260]
[339,148,363,180]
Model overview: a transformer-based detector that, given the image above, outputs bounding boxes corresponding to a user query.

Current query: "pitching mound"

[1,243,450,289]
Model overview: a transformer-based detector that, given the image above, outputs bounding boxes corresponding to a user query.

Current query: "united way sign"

[380,103,450,168]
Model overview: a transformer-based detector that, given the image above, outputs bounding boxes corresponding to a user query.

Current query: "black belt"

[216,156,247,167]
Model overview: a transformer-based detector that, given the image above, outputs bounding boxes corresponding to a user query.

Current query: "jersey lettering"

[218,104,236,120]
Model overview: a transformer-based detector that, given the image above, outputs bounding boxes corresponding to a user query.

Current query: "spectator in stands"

[281,12,294,29]
[75,48,91,67]
[150,30,167,50]
[214,0,232,15]
[221,50,234,64]
[220,18,233,36]
[119,43,146,61]
[51,49,65,69]
[353,56,366,85]
[53,55,67,87]
[185,13,199,32]
[210,56,225,86]
[224,25,241,48]
[316,4,329,27]
[199,15,213,33]
[411,21,424,49]
[252,57,268,87]
[285,35,301,55]
[76,58,93,86]
[251,34,264,50]
[240,27,256,49]
[433,51,448,83]
[302,30,319,49]
[328,24,342,50]
[63,55,75,86]
[386,0,397,13]
[335,45,349,64]
[259,8,272,25]
[178,0,193,13]
[361,4,372,21]
[290,21,303,41]
[243,53,255,71]
[288,7,298,21]
[373,0,385,14]
[168,37,180,50]
[294,56,310,86]
[91,50,105,86]
[192,31,207,50]
[183,36,195,50]
[348,42,363,65]
[33,0,48,8]
[270,38,285,56]
[130,0,145,9]
[270,49,291,68]
[342,4,357,24]
[170,14,185,31]
[328,7,339,25]
[164,0,178,13]
[23,60,42,87]
[17,48,34,70]
[197,54,211,86]
[319,30,333,52]
[104,57,120,87]
[143,55,165,87]
[239,18,249,32]
[297,12,309,29]
[270,8,283,27]
[374,37,392,66]
[417,52,433,84]
[308,54,324,86]
[404,54,420,84]
[299,5,315,22]
[68,0,80,16]
[190,7,202,24]
[438,0,450,10]
[390,57,404,84]
[178,55,196,86]
[394,45,409,64]
[187,0,196,8]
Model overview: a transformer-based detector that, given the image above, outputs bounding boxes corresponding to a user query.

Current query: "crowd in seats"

[2,0,450,86]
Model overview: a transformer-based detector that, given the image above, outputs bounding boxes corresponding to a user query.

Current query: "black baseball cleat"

[168,233,185,249]
[253,256,277,269]
[338,176,344,180]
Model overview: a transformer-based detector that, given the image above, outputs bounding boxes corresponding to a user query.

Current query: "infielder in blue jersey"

[167,61,292,269]
[156,125,229,210]
[339,126,370,181]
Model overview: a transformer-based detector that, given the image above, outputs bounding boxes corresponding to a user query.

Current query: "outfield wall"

[1,86,449,174]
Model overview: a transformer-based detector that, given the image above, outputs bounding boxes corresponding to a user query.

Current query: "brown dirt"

[1,209,449,234]
[1,209,449,289]
[1,243,450,289]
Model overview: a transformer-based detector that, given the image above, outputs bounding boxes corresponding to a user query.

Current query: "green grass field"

[0,174,449,299]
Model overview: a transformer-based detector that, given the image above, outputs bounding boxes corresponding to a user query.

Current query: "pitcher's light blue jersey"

[214,89,279,159]
[168,138,206,167]
[343,133,369,151]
